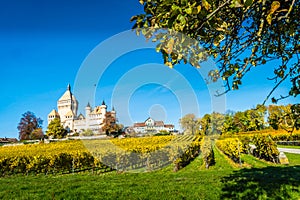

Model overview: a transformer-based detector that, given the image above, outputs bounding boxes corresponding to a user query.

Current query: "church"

[47,84,116,134]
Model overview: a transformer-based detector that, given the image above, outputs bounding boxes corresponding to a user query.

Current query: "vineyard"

[0,135,202,175]
[221,129,300,141]
[216,131,295,165]
[1,131,300,199]
[0,130,299,176]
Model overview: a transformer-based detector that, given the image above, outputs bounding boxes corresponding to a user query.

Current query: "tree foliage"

[46,118,67,139]
[17,111,43,140]
[202,112,225,135]
[222,105,267,133]
[221,104,299,134]
[31,128,44,140]
[181,104,298,136]
[232,105,266,132]
[131,0,300,102]
[179,114,201,135]
[102,112,121,137]
[200,114,211,135]
[103,123,124,137]
[268,103,300,133]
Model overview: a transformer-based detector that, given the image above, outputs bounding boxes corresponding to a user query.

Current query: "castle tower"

[100,100,107,116]
[85,102,91,130]
[47,109,60,125]
[85,102,91,116]
[57,84,78,124]
[111,106,116,119]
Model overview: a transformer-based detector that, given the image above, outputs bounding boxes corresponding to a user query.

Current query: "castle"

[48,84,116,134]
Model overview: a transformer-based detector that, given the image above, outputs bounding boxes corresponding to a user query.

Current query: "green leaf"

[231,0,243,8]
[244,0,253,7]
[171,4,181,12]
[185,7,192,15]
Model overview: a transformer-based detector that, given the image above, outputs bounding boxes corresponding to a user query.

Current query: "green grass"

[241,154,273,168]
[0,146,234,200]
[285,153,300,166]
[220,165,300,199]
[277,145,300,149]
[0,148,299,200]
[0,163,230,200]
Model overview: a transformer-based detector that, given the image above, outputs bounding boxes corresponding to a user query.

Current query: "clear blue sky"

[0,0,298,138]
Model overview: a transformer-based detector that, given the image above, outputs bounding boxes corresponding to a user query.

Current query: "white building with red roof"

[133,117,174,134]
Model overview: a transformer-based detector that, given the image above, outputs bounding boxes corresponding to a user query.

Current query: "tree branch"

[262,66,297,105]
[196,0,231,32]
[278,0,296,20]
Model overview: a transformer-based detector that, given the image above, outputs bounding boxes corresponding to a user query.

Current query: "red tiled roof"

[164,124,174,128]
[154,121,164,126]
[134,123,145,127]
[0,138,18,143]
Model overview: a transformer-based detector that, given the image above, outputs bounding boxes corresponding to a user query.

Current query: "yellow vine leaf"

[166,38,175,54]
[202,0,211,10]
[266,1,280,25]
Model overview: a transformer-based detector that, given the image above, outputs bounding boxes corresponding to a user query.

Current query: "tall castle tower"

[57,84,78,128]
[85,102,91,130]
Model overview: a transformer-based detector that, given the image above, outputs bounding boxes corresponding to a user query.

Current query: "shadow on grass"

[221,165,300,199]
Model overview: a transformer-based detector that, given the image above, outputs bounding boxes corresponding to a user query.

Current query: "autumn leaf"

[267,1,280,25]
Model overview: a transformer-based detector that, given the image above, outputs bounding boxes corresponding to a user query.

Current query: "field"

[0,134,300,199]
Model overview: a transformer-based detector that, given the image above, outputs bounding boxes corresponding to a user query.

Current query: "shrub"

[216,138,244,163]
[173,136,202,172]
[252,135,279,163]
[200,137,215,169]
[80,129,94,137]
[154,130,171,136]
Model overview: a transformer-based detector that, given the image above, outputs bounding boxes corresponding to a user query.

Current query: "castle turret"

[85,102,92,130]
[111,106,116,119]
[100,100,107,115]
[85,102,91,115]
[47,109,60,125]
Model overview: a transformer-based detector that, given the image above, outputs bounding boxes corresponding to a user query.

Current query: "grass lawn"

[278,145,300,149]
[0,147,299,200]
[241,154,273,168]
[285,153,300,166]
[0,156,230,200]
